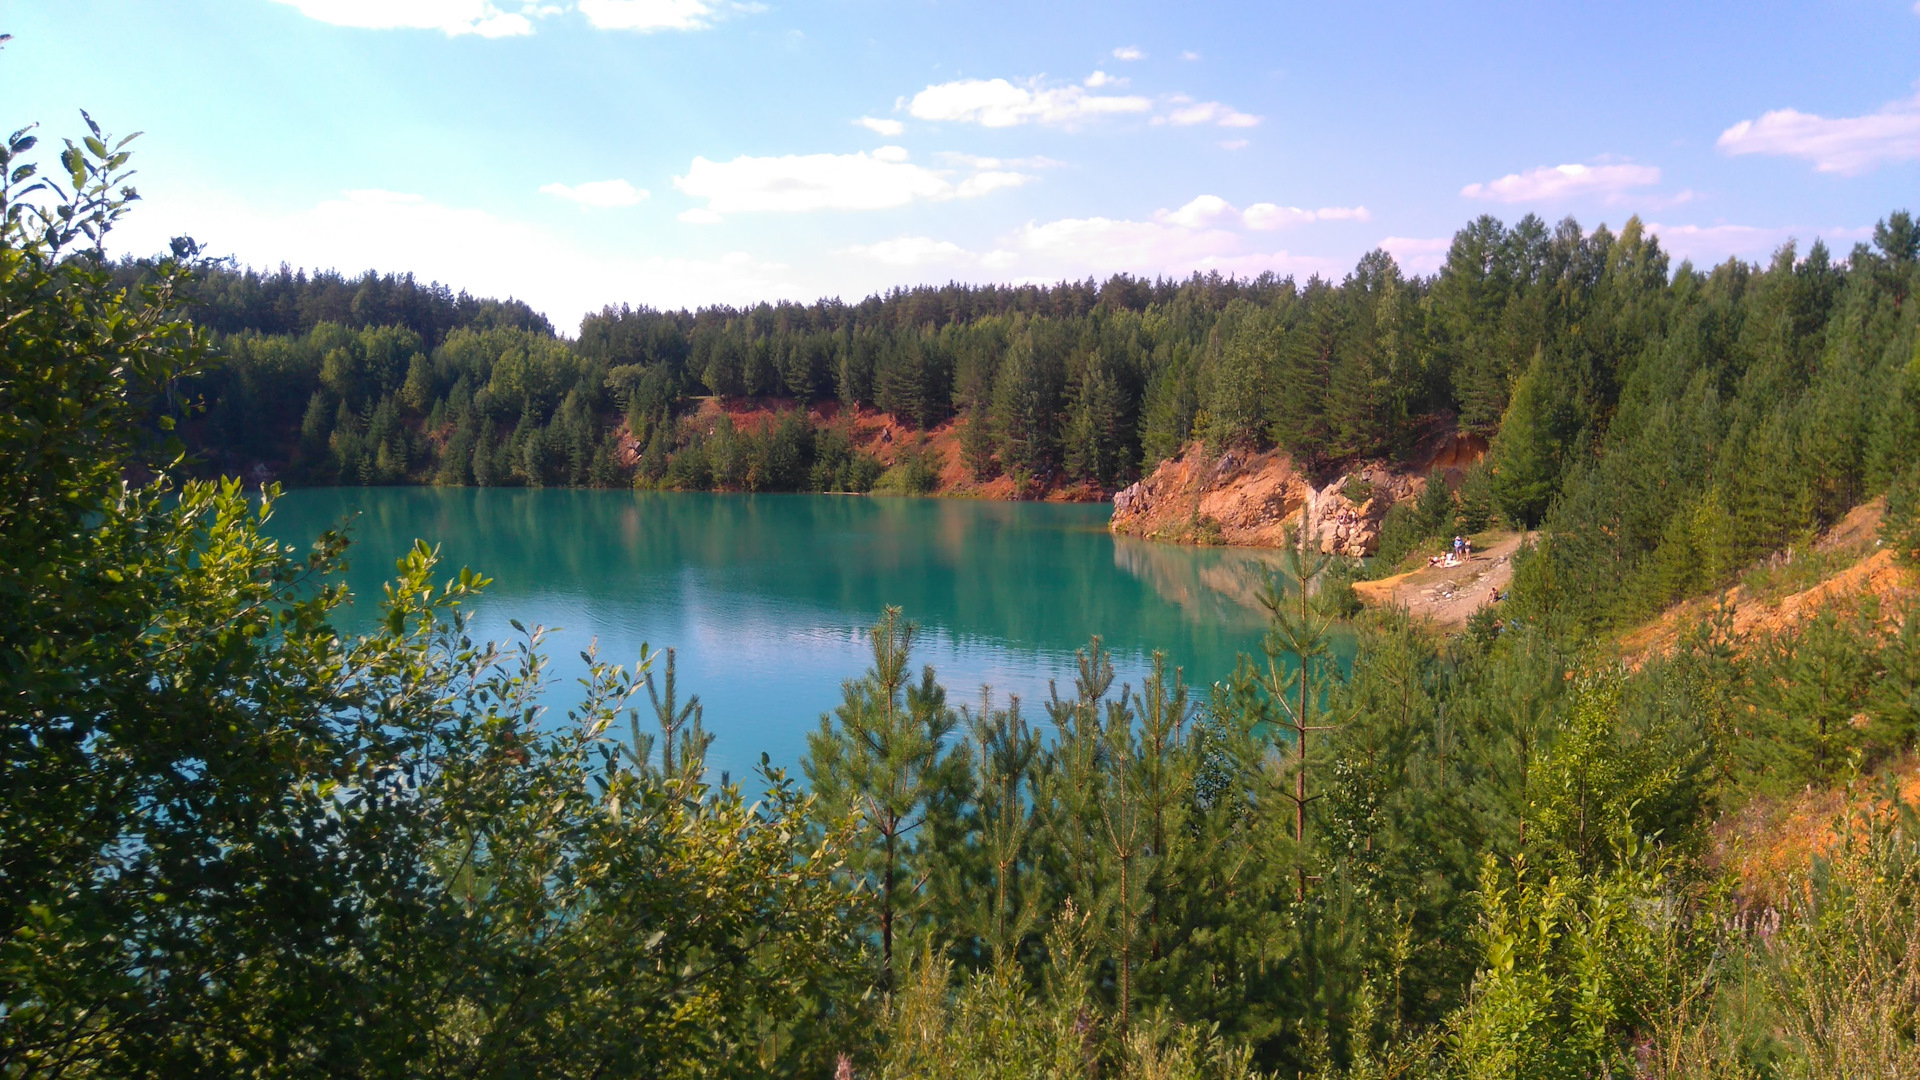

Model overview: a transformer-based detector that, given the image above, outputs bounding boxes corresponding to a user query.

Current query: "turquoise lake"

[267,488,1289,779]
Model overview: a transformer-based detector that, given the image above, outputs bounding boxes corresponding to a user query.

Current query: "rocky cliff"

[1109,434,1487,553]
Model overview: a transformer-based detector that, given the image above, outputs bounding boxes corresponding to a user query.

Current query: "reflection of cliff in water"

[1111,535,1283,624]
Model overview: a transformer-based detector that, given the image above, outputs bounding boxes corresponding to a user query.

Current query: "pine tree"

[1256,525,1345,900]
[401,353,435,414]
[991,334,1057,491]
[1205,314,1269,450]
[1413,469,1456,541]
[1138,351,1197,472]
[948,691,1041,963]
[1270,295,1339,460]
[637,647,709,786]
[1064,357,1125,488]
[803,608,962,989]
[960,402,998,481]
[1488,356,1559,526]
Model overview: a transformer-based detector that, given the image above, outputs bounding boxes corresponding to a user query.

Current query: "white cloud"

[836,195,1357,282]
[1113,45,1145,61]
[672,147,1028,219]
[1158,194,1240,229]
[1312,205,1372,222]
[1180,50,1200,61]
[1240,203,1315,230]
[109,181,1387,326]
[1220,139,1249,151]
[906,77,1260,130]
[1717,91,1920,175]
[956,171,1032,198]
[107,186,808,322]
[1460,162,1662,203]
[1646,222,1874,264]
[908,78,1152,128]
[841,236,973,268]
[991,214,1338,280]
[1161,99,1262,128]
[576,0,720,31]
[935,152,1066,170]
[271,0,747,35]
[1153,196,1368,232]
[268,0,534,36]
[1380,236,1451,275]
[856,116,906,136]
[539,178,649,207]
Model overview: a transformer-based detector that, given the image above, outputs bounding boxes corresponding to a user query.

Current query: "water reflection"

[268,488,1286,777]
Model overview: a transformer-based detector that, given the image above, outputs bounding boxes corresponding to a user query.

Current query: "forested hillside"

[163,212,1920,609]
[9,120,1920,1079]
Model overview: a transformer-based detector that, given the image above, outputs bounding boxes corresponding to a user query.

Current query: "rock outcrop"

[1110,433,1486,553]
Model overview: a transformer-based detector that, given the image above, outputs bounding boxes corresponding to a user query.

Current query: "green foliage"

[1447,840,1697,1080]
[875,439,945,495]
[879,950,1262,1080]
[20,117,1920,1080]
[1,120,860,1077]
[1454,459,1496,534]
[1886,459,1920,566]
[804,608,965,987]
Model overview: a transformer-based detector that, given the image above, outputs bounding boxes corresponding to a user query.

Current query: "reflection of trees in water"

[1109,536,1280,623]
[272,490,1268,669]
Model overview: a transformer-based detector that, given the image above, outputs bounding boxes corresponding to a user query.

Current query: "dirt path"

[1351,533,1525,628]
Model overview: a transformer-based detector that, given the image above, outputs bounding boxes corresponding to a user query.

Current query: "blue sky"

[5,0,1918,327]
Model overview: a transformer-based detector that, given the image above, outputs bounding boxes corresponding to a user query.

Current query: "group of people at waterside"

[1428,534,1473,568]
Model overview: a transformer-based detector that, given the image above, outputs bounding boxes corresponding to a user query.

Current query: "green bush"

[874,441,944,495]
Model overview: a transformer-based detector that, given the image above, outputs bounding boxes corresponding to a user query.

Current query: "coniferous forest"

[8,119,1920,1079]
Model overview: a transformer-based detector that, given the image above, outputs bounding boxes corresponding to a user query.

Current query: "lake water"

[267,488,1288,779]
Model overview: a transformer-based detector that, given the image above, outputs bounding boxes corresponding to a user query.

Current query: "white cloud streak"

[1717,91,1920,175]
[539,179,649,207]
[907,77,1259,130]
[108,187,807,323]
[1460,162,1662,203]
[270,0,744,35]
[1112,45,1144,60]
[109,184,1382,326]
[577,0,724,31]
[840,194,1363,282]
[1160,99,1262,128]
[856,116,906,136]
[1646,222,1874,264]
[672,147,1029,219]
[1156,195,1368,231]
[839,236,971,267]
[908,78,1151,128]
[268,0,534,36]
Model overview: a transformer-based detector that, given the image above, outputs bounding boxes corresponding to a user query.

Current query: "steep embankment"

[1109,433,1486,553]
[1619,498,1917,664]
